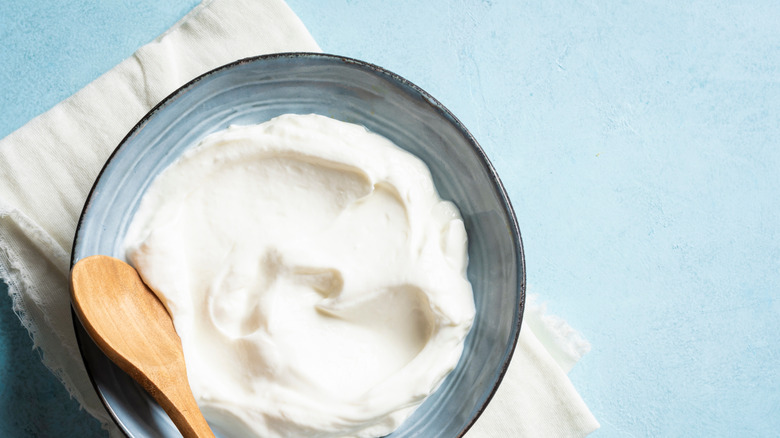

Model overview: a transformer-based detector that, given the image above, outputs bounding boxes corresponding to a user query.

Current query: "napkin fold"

[0,0,599,436]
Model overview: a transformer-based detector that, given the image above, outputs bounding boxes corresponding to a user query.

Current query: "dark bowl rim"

[69,51,526,438]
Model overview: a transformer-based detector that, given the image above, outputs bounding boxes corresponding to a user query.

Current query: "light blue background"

[1,0,778,436]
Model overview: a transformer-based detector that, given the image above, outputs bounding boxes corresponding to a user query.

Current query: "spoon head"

[70,255,185,383]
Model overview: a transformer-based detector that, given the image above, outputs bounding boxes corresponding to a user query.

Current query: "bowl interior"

[72,53,525,437]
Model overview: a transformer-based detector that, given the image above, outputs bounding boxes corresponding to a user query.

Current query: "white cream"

[124,114,475,438]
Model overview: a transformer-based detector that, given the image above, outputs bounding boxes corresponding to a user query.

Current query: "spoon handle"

[149,370,215,438]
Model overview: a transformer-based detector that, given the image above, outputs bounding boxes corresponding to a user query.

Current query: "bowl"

[71,53,525,437]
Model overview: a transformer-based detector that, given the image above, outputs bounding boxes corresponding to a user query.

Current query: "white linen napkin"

[0,0,599,436]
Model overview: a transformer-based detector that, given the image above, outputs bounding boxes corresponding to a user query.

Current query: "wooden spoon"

[70,255,214,438]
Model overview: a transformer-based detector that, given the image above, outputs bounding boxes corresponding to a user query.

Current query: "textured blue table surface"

[1,1,778,436]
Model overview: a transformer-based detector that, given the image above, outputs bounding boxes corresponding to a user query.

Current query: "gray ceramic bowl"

[71,53,525,437]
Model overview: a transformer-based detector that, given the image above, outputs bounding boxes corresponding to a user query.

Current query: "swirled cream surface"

[124,114,475,437]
